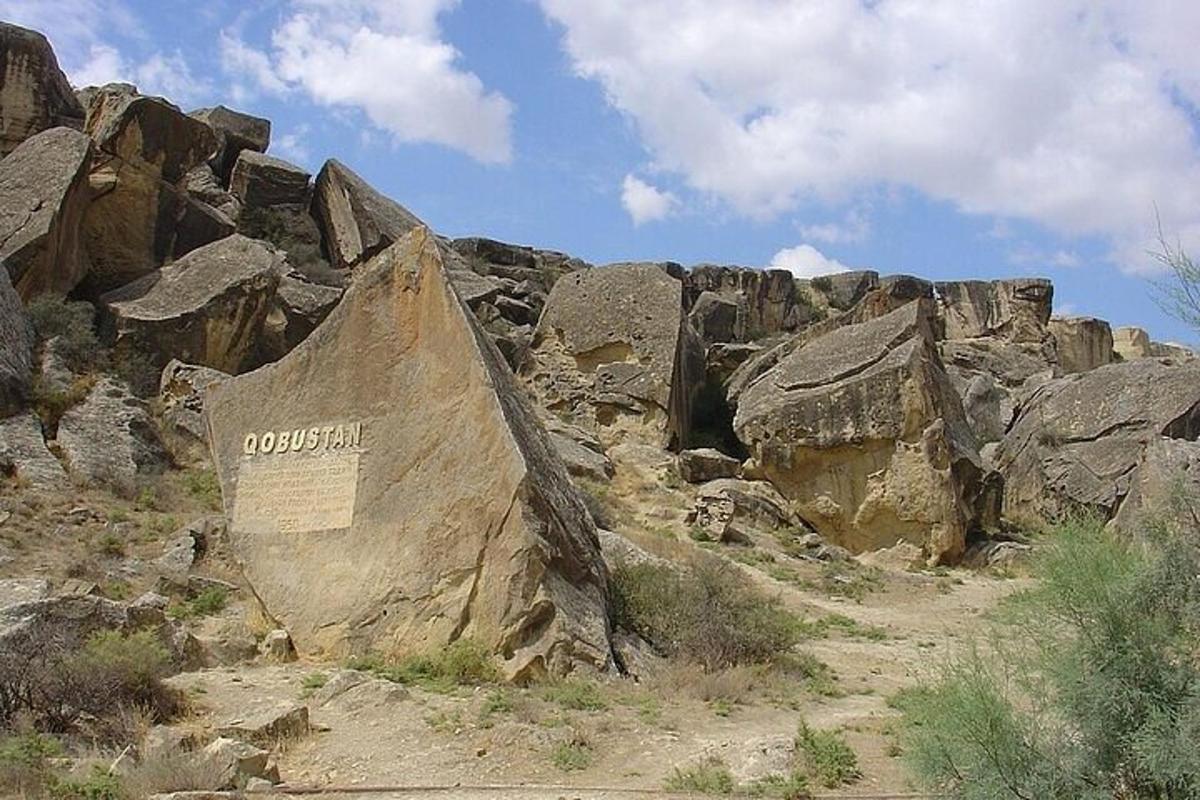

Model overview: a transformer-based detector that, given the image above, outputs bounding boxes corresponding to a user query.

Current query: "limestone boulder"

[159,360,229,464]
[0,411,66,488]
[0,268,32,414]
[312,159,422,270]
[184,164,240,220]
[543,417,614,483]
[101,235,283,374]
[189,105,270,183]
[55,377,169,494]
[1113,326,1153,360]
[523,262,703,448]
[994,358,1200,522]
[258,274,342,362]
[677,448,741,483]
[684,266,815,343]
[1049,316,1113,374]
[936,278,1053,343]
[1111,438,1200,533]
[807,270,880,311]
[0,127,94,298]
[0,24,85,157]
[733,300,988,563]
[939,337,1058,443]
[229,151,310,210]
[82,88,219,290]
[686,478,800,544]
[204,228,611,680]
[1152,341,1195,359]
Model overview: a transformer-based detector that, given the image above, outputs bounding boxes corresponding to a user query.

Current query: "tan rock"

[159,360,229,464]
[523,262,704,448]
[734,300,988,563]
[0,268,32,415]
[0,24,84,157]
[0,412,66,488]
[189,105,270,183]
[311,159,422,270]
[1112,325,1153,360]
[204,228,611,680]
[1049,316,1113,374]
[935,278,1053,343]
[101,235,283,374]
[0,127,94,298]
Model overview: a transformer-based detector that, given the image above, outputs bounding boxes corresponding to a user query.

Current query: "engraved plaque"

[232,453,359,533]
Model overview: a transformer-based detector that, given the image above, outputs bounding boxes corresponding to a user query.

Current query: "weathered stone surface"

[204,228,611,680]
[258,274,342,362]
[677,448,741,483]
[936,278,1053,343]
[734,300,987,563]
[0,127,93,298]
[1049,316,1113,374]
[189,105,270,183]
[203,738,274,789]
[686,478,800,544]
[544,418,614,483]
[56,378,169,494]
[312,159,422,270]
[0,24,84,157]
[156,517,219,576]
[523,263,703,448]
[0,268,31,415]
[184,164,240,220]
[684,266,816,343]
[217,705,309,745]
[259,629,294,662]
[1113,326,1153,360]
[229,151,310,210]
[1111,438,1200,533]
[995,358,1200,522]
[807,270,880,311]
[82,87,219,290]
[938,337,1058,443]
[102,235,283,374]
[0,411,65,487]
[1151,341,1195,359]
[160,360,229,464]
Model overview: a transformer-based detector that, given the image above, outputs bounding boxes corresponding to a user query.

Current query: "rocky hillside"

[2,20,1199,799]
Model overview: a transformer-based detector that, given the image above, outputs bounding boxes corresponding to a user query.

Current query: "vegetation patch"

[346,638,500,692]
[167,586,229,620]
[794,722,860,788]
[551,737,594,772]
[541,677,609,711]
[664,756,735,795]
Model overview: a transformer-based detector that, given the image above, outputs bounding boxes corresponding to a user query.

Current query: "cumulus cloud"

[221,0,513,163]
[799,207,871,245]
[621,174,678,225]
[768,244,850,278]
[537,0,1200,273]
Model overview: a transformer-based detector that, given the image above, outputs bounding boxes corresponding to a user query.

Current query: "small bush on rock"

[26,296,103,374]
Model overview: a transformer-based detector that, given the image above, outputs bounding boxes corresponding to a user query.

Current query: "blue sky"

[5,0,1200,343]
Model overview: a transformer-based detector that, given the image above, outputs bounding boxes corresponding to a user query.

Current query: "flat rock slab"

[0,411,66,488]
[204,228,611,680]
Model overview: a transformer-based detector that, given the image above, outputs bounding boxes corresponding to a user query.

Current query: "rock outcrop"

[936,278,1053,343]
[1110,437,1200,533]
[0,23,85,157]
[938,337,1056,444]
[229,151,310,210]
[101,235,283,374]
[0,411,66,487]
[1049,316,1113,374]
[0,127,94,298]
[523,263,703,449]
[995,358,1200,522]
[734,300,988,563]
[258,274,342,363]
[159,360,229,464]
[0,269,32,415]
[82,87,219,290]
[684,266,817,343]
[204,228,612,680]
[189,105,270,183]
[312,159,422,270]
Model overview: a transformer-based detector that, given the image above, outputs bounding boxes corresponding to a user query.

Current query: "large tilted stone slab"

[936,278,1052,343]
[101,235,283,374]
[82,88,219,290]
[0,23,85,157]
[204,228,611,680]
[523,262,703,448]
[189,105,271,183]
[1110,438,1200,533]
[938,337,1057,444]
[56,378,169,494]
[734,300,987,563]
[0,127,93,298]
[0,268,32,415]
[312,159,422,270]
[1049,316,1113,374]
[995,358,1200,522]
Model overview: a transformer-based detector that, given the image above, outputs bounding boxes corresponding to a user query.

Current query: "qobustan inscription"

[233,453,359,533]
[243,422,363,456]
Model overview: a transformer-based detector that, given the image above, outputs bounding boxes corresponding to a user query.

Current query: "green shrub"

[0,733,62,799]
[347,638,499,692]
[182,469,222,510]
[541,678,609,711]
[167,586,228,620]
[794,722,859,788]
[901,516,1200,799]
[551,739,593,772]
[53,765,124,800]
[746,770,810,799]
[26,296,103,374]
[611,559,800,670]
[664,756,735,794]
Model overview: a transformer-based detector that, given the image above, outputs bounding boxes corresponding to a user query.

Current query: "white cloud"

[272,126,312,165]
[537,0,1200,274]
[768,244,850,279]
[219,31,290,98]
[135,51,211,105]
[621,174,678,225]
[799,207,870,244]
[71,43,127,87]
[221,0,513,164]
[1008,245,1082,269]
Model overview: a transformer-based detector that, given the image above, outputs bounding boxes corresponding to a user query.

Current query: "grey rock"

[685,266,815,342]
[0,271,31,417]
[688,290,739,344]
[1111,437,1200,533]
[183,164,240,220]
[55,378,168,494]
[159,360,229,464]
[203,738,272,789]
[0,411,66,488]
[216,705,309,745]
[0,577,50,607]
[1113,326,1153,360]
[312,159,422,270]
[686,478,799,543]
[258,629,294,662]
[189,105,270,183]
[548,430,614,482]
[0,127,93,298]
[156,517,218,575]
[102,235,283,374]
[808,269,880,311]
[995,358,1200,521]
[677,448,741,483]
[935,278,1053,343]
[229,150,310,210]
[0,24,85,156]
[259,274,342,362]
